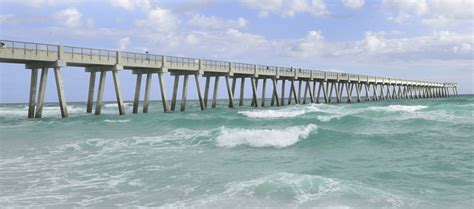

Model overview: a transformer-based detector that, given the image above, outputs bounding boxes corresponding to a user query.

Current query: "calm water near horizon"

[0,96,473,208]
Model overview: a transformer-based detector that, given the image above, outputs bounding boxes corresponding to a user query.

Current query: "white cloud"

[240,0,329,17]
[110,0,150,11]
[55,8,82,28]
[342,0,365,9]
[135,7,178,32]
[118,37,130,51]
[188,14,248,29]
[382,0,428,23]
[0,14,13,24]
[382,0,473,27]
[0,0,77,7]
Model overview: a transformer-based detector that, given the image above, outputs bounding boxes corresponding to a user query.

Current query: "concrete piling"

[86,71,96,113]
[143,73,152,113]
[133,73,142,114]
[35,67,48,118]
[28,68,38,118]
[53,67,68,118]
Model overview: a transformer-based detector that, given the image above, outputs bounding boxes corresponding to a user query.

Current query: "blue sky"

[0,0,473,103]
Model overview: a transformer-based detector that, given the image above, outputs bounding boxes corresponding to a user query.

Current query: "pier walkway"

[0,40,458,118]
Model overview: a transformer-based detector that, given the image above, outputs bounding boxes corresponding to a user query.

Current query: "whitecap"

[238,104,325,119]
[104,119,131,123]
[215,124,317,148]
[369,105,428,113]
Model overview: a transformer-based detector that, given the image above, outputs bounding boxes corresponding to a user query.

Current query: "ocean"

[0,96,473,208]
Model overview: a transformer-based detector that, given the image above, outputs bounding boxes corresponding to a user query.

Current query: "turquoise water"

[0,96,473,208]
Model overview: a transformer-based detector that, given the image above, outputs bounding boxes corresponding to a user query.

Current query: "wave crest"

[369,105,428,112]
[215,124,318,148]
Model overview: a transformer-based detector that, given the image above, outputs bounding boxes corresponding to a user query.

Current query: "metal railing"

[64,46,116,61]
[0,40,452,86]
[166,56,199,68]
[122,52,161,63]
[0,40,58,56]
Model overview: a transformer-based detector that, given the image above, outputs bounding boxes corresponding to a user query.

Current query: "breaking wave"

[215,124,318,148]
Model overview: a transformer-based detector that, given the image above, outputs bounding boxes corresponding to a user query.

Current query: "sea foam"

[215,124,317,148]
[369,105,428,112]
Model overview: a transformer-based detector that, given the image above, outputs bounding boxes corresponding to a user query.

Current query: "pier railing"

[0,39,456,87]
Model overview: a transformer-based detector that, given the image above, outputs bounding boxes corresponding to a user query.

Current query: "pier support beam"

[328,82,334,103]
[194,74,205,111]
[180,74,189,112]
[28,68,38,118]
[261,78,266,107]
[281,79,286,106]
[95,71,106,115]
[53,67,68,118]
[251,77,259,107]
[35,67,48,118]
[143,73,152,113]
[204,76,211,108]
[225,76,234,108]
[346,83,352,103]
[112,70,125,115]
[133,73,142,114]
[212,76,220,108]
[272,79,280,106]
[86,71,96,113]
[297,80,302,104]
[157,72,170,112]
[239,78,245,106]
[171,75,179,112]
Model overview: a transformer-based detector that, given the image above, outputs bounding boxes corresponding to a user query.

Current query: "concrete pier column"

[112,70,125,115]
[364,83,370,101]
[132,73,143,114]
[35,67,49,118]
[271,79,280,106]
[392,85,397,99]
[288,80,293,105]
[28,68,38,118]
[251,79,259,107]
[239,77,245,106]
[251,77,259,107]
[312,80,317,103]
[204,76,211,108]
[171,75,180,112]
[290,80,298,104]
[315,81,322,103]
[225,76,234,108]
[180,74,189,112]
[346,83,352,103]
[53,67,68,118]
[297,80,302,104]
[380,84,385,100]
[157,72,170,112]
[308,80,314,103]
[86,71,96,113]
[231,77,237,98]
[303,80,309,104]
[95,71,106,115]
[261,78,266,106]
[212,76,220,108]
[328,82,334,103]
[373,84,379,101]
[194,74,205,110]
[281,79,286,106]
[356,83,361,102]
[322,82,328,103]
[143,73,152,113]
[335,82,341,103]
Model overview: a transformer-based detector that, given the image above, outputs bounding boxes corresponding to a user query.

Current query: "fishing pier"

[0,40,459,118]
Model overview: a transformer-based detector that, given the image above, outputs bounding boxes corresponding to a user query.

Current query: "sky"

[0,0,473,103]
